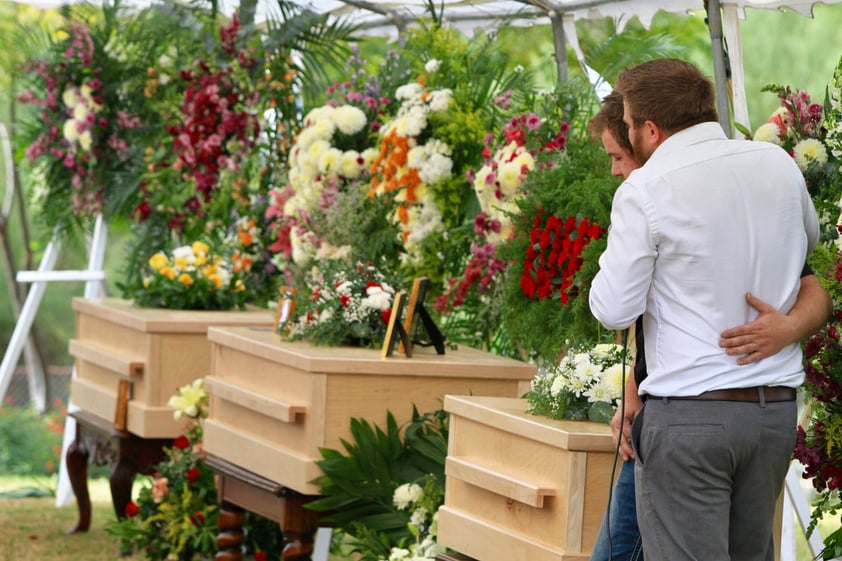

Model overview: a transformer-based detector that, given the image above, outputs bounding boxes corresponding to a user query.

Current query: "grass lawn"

[0,476,143,561]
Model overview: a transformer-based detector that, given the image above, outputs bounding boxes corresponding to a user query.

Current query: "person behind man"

[588,59,828,561]
[586,90,832,561]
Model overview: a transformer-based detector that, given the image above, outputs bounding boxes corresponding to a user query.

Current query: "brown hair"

[615,58,718,135]
[588,91,633,155]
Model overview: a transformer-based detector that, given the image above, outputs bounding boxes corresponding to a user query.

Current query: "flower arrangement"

[264,47,405,279]
[435,108,570,314]
[384,478,445,561]
[107,380,217,560]
[119,241,247,311]
[497,130,622,362]
[526,342,633,423]
[368,79,455,269]
[17,7,149,240]
[793,252,842,558]
[751,81,842,239]
[307,408,448,561]
[285,260,400,347]
[107,379,281,561]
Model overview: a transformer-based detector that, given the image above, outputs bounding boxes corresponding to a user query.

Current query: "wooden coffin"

[201,326,536,495]
[437,395,620,561]
[68,297,273,438]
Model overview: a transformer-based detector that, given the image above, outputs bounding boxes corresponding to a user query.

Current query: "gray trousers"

[631,397,796,561]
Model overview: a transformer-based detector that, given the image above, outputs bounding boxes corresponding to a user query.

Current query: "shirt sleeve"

[589,183,657,330]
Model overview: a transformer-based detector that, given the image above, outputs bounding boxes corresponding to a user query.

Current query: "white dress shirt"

[589,122,819,397]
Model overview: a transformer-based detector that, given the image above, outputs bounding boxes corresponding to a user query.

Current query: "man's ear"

[643,119,667,147]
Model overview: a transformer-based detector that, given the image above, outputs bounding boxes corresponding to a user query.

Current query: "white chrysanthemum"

[62,88,79,109]
[419,152,453,185]
[307,139,331,165]
[600,362,626,400]
[753,123,782,145]
[424,59,441,73]
[73,103,90,123]
[79,84,94,103]
[793,138,828,171]
[428,89,453,113]
[295,127,318,150]
[78,130,93,152]
[332,105,367,135]
[338,150,363,179]
[304,105,334,126]
[318,147,343,176]
[388,548,411,561]
[395,82,423,101]
[395,107,427,138]
[361,147,379,168]
[592,343,621,361]
[310,117,336,141]
[409,506,429,530]
[393,482,424,510]
[511,151,535,173]
[496,161,523,195]
[549,374,567,397]
[63,120,80,143]
[290,228,316,265]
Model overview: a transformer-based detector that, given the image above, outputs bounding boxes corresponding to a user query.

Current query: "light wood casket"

[437,395,620,561]
[68,297,273,438]
[201,326,536,495]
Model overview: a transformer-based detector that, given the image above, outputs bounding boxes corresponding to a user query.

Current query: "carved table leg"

[111,432,170,520]
[281,490,321,561]
[109,454,138,520]
[65,424,91,534]
[216,502,248,561]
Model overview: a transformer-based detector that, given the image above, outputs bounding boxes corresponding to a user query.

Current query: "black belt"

[655,386,796,403]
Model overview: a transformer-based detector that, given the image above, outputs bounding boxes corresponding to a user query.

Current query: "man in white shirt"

[589,59,822,561]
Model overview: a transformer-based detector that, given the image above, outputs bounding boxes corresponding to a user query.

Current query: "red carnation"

[124,501,139,517]
[187,467,201,483]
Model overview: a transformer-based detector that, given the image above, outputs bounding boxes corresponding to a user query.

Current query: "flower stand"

[200,325,537,560]
[65,297,273,532]
[436,395,619,561]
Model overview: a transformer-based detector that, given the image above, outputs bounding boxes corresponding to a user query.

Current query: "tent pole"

[550,13,568,82]
[706,0,733,137]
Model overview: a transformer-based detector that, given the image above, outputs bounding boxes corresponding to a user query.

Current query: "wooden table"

[207,456,322,561]
[65,409,170,533]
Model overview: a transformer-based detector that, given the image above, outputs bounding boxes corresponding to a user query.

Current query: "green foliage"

[498,136,620,362]
[307,407,448,561]
[0,405,63,477]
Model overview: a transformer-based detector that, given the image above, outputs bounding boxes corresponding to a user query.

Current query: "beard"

[630,126,653,166]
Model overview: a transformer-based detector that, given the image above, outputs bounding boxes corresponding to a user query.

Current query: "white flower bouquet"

[526,343,633,423]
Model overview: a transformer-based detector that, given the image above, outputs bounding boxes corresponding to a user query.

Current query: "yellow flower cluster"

[145,241,244,292]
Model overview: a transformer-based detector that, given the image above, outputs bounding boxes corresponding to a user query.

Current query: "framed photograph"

[381,290,410,358]
[274,286,297,333]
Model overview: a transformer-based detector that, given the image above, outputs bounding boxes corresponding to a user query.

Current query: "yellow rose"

[178,273,194,285]
[194,255,208,267]
[161,267,176,280]
[148,252,168,271]
[208,274,223,288]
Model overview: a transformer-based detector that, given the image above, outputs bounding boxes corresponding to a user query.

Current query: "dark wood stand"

[65,409,170,533]
[206,455,322,561]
